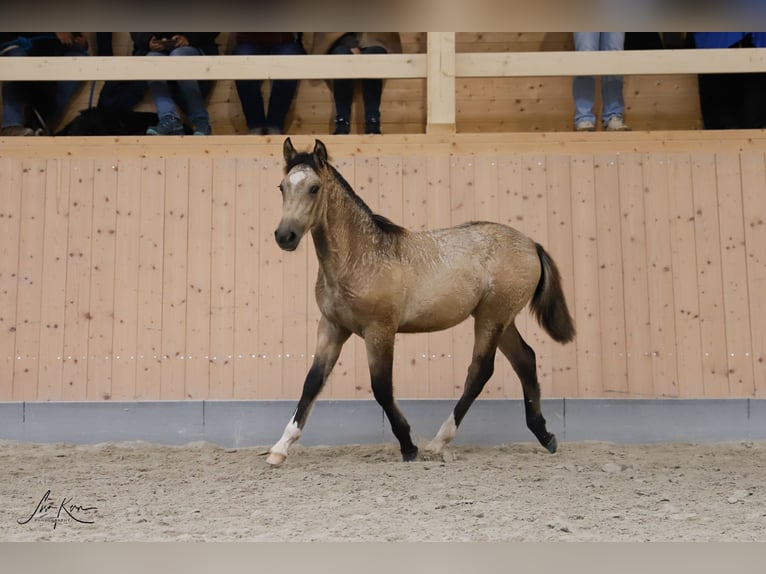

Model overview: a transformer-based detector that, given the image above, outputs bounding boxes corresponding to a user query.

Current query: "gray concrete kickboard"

[563,399,751,443]
[2,398,764,447]
[22,402,204,445]
[748,399,766,438]
[0,402,24,441]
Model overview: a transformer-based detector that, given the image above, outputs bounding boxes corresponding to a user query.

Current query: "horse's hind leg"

[498,323,558,453]
[267,317,351,466]
[365,329,418,462]
[427,320,504,454]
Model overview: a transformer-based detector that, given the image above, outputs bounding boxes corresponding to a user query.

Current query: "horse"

[266,138,575,466]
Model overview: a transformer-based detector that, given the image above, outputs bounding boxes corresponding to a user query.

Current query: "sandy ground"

[2,439,765,542]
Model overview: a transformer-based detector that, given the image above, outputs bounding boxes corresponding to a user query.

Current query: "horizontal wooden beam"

[2,49,766,83]
[0,54,428,81]
[456,48,766,77]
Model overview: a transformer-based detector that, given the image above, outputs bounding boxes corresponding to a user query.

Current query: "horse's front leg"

[266,317,350,466]
[365,328,418,462]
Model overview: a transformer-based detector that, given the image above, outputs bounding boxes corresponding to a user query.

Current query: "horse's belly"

[398,292,478,333]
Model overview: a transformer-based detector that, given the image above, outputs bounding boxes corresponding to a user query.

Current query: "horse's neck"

[311,183,381,272]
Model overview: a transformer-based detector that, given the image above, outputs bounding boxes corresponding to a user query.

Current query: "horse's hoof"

[544,434,558,454]
[402,447,419,462]
[266,452,287,466]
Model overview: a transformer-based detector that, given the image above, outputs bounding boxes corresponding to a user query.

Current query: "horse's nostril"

[275,228,299,250]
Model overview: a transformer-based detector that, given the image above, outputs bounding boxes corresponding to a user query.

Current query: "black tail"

[529,243,576,344]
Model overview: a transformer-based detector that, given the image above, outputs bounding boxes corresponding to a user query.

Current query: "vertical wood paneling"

[159,158,189,400]
[642,153,679,397]
[37,160,69,401]
[570,155,602,396]
[715,153,755,397]
[618,154,653,396]
[545,154,578,397]
[13,160,47,400]
[593,154,628,395]
[740,152,766,396]
[135,159,165,400]
[86,159,118,400]
[111,158,142,400]
[184,158,213,400]
[3,145,765,402]
[666,154,705,397]
[209,158,237,399]
[256,156,285,398]
[61,160,95,401]
[691,153,730,396]
[233,158,262,399]
[0,159,22,400]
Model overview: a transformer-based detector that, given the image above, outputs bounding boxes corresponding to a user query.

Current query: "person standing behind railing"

[693,32,766,129]
[572,32,631,132]
[0,33,89,136]
[312,33,402,135]
[131,32,219,135]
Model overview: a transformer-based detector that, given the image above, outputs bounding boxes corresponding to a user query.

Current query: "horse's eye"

[309,185,320,195]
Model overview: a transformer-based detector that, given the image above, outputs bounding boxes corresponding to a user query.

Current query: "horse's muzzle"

[274,227,300,251]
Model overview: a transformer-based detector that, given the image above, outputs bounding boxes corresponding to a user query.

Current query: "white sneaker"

[575,119,595,132]
[605,116,631,131]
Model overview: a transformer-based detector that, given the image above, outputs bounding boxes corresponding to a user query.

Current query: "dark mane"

[286,154,406,236]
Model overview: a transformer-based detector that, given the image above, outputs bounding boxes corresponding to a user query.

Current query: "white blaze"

[289,170,307,185]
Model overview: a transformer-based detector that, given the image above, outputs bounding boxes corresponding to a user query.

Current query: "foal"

[267,138,575,465]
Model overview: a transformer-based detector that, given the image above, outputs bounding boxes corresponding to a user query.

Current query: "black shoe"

[333,119,350,135]
[365,117,381,134]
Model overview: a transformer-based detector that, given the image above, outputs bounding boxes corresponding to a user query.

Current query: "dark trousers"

[233,40,305,131]
[698,72,766,129]
[329,43,387,123]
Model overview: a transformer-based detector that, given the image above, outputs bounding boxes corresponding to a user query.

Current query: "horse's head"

[274,138,329,251]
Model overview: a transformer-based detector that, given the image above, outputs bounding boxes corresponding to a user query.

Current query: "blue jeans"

[146,46,209,124]
[329,43,387,123]
[234,41,305,132]
[1,44,84,129]
[572,32,625,126]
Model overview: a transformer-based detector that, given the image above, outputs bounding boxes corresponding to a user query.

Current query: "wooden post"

[426,32,456,134]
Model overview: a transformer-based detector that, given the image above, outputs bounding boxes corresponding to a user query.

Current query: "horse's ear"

[283,137,297,164]
[313,139,328,168]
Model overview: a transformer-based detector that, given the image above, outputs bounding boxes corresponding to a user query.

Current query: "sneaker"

[248,127,265,135]
[333,119,350,135]
[365,117,382,135]
[146,114,184,136]
[1,125,36,136]
[193,118,211,136]
[264,127,282,135]
[605,116,631,131]
[574,119,595,132]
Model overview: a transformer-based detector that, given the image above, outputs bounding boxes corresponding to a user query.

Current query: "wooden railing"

[2,33,766,132]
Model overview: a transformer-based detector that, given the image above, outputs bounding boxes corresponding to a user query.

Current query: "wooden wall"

[51,32,701,135]
[1,132,764,402]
